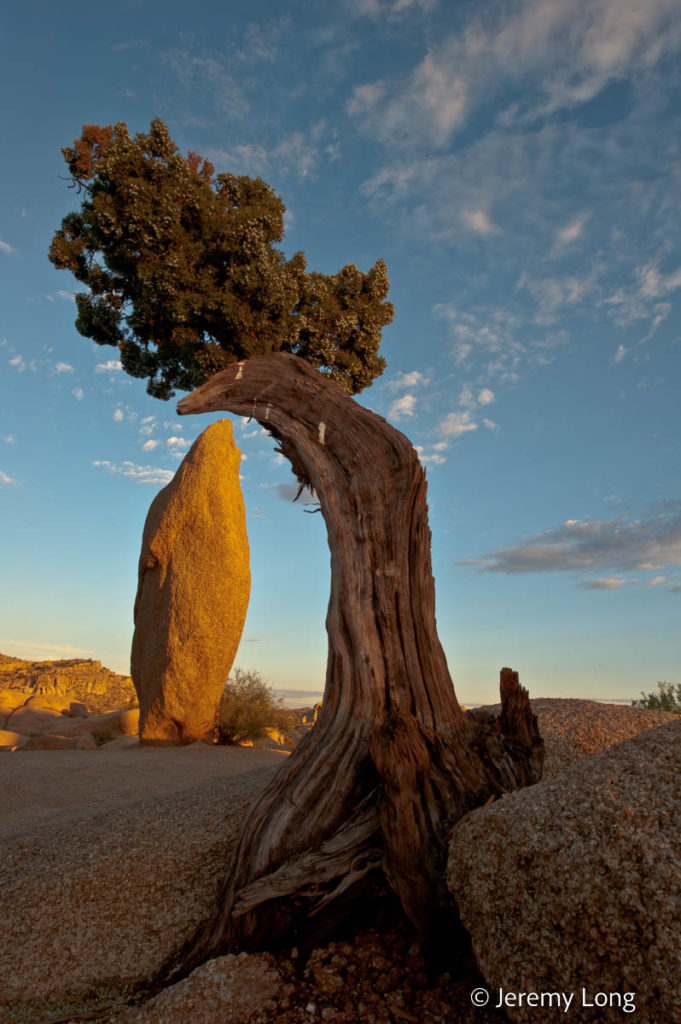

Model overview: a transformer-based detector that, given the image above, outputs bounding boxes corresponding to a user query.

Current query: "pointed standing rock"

[131,419,250,744]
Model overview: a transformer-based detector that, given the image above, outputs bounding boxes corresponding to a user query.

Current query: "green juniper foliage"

[632,681,681,713]
[50,119,393,399]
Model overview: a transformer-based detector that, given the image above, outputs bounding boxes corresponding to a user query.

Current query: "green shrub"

[632,681,681,714]
[215,667,293,745]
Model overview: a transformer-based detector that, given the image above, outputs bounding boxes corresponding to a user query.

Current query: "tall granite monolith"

[131,419,250,744]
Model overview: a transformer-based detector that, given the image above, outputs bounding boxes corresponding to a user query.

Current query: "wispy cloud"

[113,408,124,422]
[389,393,417,419]
[9,355,25,372]
[207,122,339,182]
[0,240,16,256]
[348,54,467,148]
[95,360,123,373]
[0,639,93,656]
[461,208,498,235]
[462,504,681,577]
[92,460,174,485]
[162,51,250,120]
[555,215,587,249]
[351,0,436,20]
[517,270,594,324]
[2,435,14,444]
[434,302,561,383]
[579,576,630,590]
[350,0,681,150]
[142,439,160,451]
[0,470,15,485]
[71,387,84,400]
[636,261,681,299]
[54,361,74,374]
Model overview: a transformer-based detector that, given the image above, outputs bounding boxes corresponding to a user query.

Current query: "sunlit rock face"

[132,419,250,745]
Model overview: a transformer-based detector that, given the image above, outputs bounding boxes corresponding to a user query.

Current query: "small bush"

[632,681,681,714]
[215,667,293,745]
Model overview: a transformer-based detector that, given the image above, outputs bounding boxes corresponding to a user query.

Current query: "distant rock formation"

[131,419,250,745]
[0,653,136,714]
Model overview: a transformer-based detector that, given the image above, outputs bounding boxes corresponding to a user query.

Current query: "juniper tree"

[50,118,544,978]
[49,119,393,399]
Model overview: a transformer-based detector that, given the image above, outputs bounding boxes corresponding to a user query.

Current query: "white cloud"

[9,355,25,372]
[54,362,74,374]
[414,445,447,466]
[438,410,478,439]
[2,435,14,444]
[482,418,498,431]
[613,344,627,363]
[555,215,586,248]
[390,369,427,390]
[461,208,497,235]
[389,393,417,419]
[95,360,123,373]
[636,261,681,298]
[478,388,495,405]
[0,470,14,484]
[166,436,191,450]
[92,460,175,485]
[71,387,84,400]
[0,240,16,256]
[113,408,124,422]
[647,575,666,587]
[240,424,268,440]
[57,290,75,302]
[142,439,160,451]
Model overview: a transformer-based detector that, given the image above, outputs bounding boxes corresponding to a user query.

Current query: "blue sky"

[1,0,679,704]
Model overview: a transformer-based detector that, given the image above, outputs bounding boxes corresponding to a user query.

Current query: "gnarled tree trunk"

[173,352,543,970]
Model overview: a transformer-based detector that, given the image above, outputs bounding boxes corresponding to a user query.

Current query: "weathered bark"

[174,352,543,967]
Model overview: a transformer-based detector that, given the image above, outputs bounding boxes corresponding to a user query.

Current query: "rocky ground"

[1,687,678,1024]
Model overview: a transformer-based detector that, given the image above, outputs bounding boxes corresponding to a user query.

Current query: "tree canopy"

[49,119,394,399]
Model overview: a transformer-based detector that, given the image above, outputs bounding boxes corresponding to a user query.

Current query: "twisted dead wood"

[172,352,544,967]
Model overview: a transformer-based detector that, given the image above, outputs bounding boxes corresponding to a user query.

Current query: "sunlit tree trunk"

[170,352,543,971]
